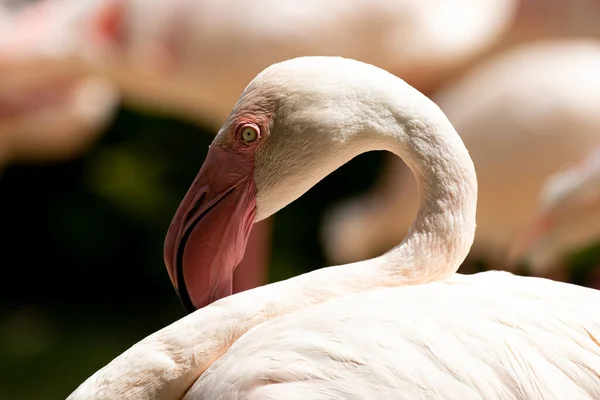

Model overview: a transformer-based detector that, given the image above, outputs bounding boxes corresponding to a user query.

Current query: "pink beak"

[164,145,257,313]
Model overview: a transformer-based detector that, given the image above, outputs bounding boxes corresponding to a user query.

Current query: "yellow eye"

[241,125,259,142]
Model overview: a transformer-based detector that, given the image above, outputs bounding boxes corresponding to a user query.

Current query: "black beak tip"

[177,284,197,315]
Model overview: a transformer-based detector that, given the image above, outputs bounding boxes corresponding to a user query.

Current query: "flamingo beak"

[164,145,257,313]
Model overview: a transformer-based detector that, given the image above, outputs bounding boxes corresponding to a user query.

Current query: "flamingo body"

[189,272,600,399]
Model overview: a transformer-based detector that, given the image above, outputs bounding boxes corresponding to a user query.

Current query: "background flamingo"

[0,0,516,123]
[509,147,600,285]
[0,2,118,170]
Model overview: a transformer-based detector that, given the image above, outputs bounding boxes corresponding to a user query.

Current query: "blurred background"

[1,0,600,398]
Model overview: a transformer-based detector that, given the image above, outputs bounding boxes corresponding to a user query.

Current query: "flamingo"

[0,0,517,123]
[0,64,118,171]
[509,147,600,280]
[0,1,119,171]
[322,38,600,273]
[498,0,600,48]
[68,57,600,400]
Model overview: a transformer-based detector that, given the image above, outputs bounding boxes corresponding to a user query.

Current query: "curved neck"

[67,77,478,400]
[327,106,477,289]
[376,112,478,283]
[278,77,478,284]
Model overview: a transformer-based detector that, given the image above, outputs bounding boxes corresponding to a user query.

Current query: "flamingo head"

[163,124,262,314]
[163,56,388,313]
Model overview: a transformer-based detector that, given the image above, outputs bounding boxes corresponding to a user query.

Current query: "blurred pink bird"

[0,1,119,169]
[509,147,600,283]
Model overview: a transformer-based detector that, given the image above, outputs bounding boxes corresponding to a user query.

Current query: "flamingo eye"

[240,125,259,142]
